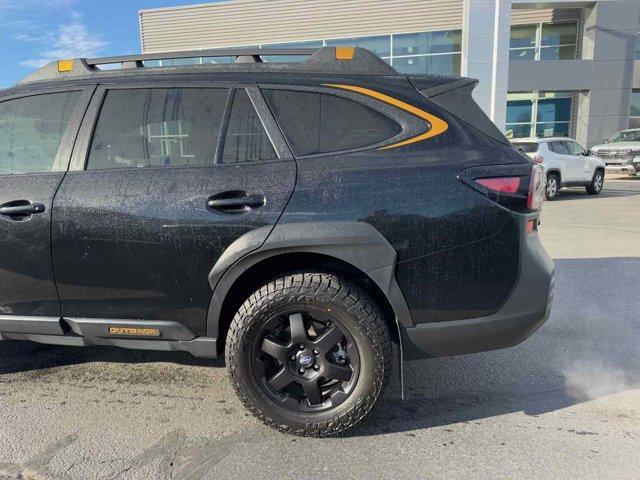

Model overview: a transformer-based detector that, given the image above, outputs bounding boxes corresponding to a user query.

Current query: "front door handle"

[0,202,46,217]
[207,192,266,213]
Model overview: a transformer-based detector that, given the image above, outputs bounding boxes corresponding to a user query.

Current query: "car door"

[0,86,91,321]
[548,140,576,182]
[51,83,296,335]
[565,140,591,182]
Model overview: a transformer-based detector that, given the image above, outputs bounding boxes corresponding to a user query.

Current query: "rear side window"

[548,141,570,154]
[222,90,277,163]
[87,88,227,170]
[0,91,79,174]
[513,142,538,153]
[263,89,401,156]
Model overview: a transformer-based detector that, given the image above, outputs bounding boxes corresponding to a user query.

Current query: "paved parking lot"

[1,175,639,480]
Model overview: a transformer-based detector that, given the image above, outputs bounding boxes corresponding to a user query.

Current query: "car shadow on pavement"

[0,341,226,374]
[553,187,640,201]
[0,257,638,438]
[351,256,640,436]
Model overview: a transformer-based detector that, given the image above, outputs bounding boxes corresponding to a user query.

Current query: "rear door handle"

[0,202,46,217]
[207,193,266,213]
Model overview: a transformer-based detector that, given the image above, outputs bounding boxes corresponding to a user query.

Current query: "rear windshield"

[512,142,538,153]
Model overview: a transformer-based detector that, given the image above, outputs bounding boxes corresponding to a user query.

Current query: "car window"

[222,89,277,163]
[87,88,228,170]
[566,141,585,156]
[262,89,402,156]
[0,91,79,174]
[512,142,538,153]
[548,141,570,155]
[609,130,640,142]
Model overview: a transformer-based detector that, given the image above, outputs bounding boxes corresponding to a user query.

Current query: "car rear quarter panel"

[274,76,527,324]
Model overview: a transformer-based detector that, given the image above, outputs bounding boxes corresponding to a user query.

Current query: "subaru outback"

[0,47,553,436]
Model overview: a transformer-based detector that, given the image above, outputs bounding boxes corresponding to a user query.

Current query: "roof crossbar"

[18,46,399,85]
[85,48,319,67]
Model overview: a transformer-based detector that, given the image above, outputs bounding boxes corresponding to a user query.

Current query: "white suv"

[511,137,605,200]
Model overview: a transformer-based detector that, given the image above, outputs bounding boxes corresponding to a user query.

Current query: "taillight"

[475,177,521,194]
[457,163,541,213]
[532,155,544,164]
[528,164,546,210]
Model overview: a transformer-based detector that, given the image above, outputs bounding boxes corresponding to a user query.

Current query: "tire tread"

[225,272,392,437]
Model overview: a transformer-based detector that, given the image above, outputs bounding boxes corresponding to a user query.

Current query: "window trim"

[0,85,95,176]
[218,87,284,164]
[259,83,425,158]
[246,86,293,160]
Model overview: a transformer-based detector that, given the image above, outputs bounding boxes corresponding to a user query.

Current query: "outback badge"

[108,327,161,337]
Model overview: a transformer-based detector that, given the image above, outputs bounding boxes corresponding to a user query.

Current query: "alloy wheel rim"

[594,174,603,191]
[547,178,557,197]
[251,308,360,413]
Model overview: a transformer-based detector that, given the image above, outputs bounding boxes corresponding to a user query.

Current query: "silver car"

[589,129,640,175]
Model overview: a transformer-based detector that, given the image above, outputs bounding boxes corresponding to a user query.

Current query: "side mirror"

[603,138,609,144]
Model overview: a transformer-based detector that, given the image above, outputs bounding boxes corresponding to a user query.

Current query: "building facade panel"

[140,0,464,52]
[139,0,640,147]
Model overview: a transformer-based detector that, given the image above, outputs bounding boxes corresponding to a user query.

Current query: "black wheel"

[546,172,560,200]
[586,170,604,195]
[225,272,392,437]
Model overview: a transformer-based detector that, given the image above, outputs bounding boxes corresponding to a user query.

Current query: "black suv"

[0,47,553,436]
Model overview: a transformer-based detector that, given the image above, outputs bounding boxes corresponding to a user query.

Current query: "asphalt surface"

[1,175,639,480]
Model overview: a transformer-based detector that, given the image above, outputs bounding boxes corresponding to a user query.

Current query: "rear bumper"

[401,219,554,359]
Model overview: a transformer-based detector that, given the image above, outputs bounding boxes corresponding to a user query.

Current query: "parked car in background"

[511,137,605,200]
[589,128,640,176]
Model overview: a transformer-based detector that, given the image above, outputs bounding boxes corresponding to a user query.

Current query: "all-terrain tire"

[225,272,392,437]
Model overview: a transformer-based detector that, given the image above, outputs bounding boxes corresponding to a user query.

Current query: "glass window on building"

[392,30,462,76]
[509,25,536,61]
[509,22,577,61]
[629,90,640,128]
[260,40,324,63]
[155,29,463,76]
[506,91,573,139]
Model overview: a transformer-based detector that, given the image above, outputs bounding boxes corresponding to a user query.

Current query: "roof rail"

[18,46,398,84]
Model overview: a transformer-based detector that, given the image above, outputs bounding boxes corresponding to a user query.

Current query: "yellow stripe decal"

[322,83,448,150]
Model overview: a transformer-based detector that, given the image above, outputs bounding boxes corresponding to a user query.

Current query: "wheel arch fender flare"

[546,168,562,185]
[593,165,605,178]
[205,221,413,345]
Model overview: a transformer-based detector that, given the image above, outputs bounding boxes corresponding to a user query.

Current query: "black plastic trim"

[206,221,413,340]
[402,217,554,359]
[0,315,65,335]
[0,316,218,357]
